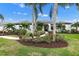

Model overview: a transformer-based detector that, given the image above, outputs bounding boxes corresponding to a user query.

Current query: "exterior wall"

[14,25,19,29]
[29,25,33,33]
[48,24,51,31]
[48,23,52,31]
[65,24,71,31]
[77,27,79,31]
[0,26,3,31]
[71,27,79,31]
[71,27,76,29]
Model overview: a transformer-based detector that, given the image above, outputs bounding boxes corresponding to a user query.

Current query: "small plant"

[56,34,64,41]
[39,33,64,43]
[36,21,44,31]
[16,29,27,40]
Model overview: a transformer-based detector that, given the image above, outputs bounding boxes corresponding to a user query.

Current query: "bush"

[37,26,42,31]
[56,34,64,41]
[71,29,77,33]
[15,29,27,40]
[40,33,64,42]
[37,21,43,31]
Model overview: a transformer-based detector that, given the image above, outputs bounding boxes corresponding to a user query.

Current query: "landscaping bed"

[17,39,68,48]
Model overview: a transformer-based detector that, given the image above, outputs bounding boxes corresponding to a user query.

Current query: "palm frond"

[76,3,79,10]
[38,3,47,14]
[0,14,4,20]
[49,6,53,19]
[59,3,73,9]
[34,5,38,20]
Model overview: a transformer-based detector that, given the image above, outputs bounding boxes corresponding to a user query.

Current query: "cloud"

[65,5,70,9]
[38,13,48,17]
[13,3,25,8]
[23,13,27,15]
[38,13,42,16]
[19,3,25,8]
[17,12,22,15]
[43,14,48,17]
[13,11,27,15]
[8,18,13,21]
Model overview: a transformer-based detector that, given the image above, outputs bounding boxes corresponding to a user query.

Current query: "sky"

[0,3,79,23]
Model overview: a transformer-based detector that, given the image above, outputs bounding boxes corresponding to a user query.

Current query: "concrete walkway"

[0,33,47,40]
[0,36,19,40]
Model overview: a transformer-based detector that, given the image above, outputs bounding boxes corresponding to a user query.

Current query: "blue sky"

[0,3,79,23]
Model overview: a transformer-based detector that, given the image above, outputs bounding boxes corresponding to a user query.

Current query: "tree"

[0,14,4,35]
[49,3,79,41]
[19,22,29,29]
[49,3,58,41]
[24,3,44,38]
[72,22,79,32]
[5,23,15,32]
[57,23,65,32]
[36,21,44,31]
[0,14,4,24]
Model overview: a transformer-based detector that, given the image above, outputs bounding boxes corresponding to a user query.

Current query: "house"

[0,26,3,31]
[58,22,72,32]
[28,22,72,33]
[0,21,78,33]
[71,22,79,32]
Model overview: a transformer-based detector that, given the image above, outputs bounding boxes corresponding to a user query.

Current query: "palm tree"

[0,14,4,24]
[49,3,58,41]
[49,3,79,41]
[24,3,44,38]
[0,14,4,35]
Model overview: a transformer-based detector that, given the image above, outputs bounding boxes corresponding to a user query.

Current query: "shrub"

[40,33,64,43]
[56,34,64,41]
[36,21,43,31]
[15,29,27,40]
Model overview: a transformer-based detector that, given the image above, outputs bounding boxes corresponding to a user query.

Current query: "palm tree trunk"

[52,3,58,41]
[32,5,37,38]
[1,20,4,35]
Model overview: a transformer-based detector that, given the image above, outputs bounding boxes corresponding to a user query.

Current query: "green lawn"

[0,34,79,56]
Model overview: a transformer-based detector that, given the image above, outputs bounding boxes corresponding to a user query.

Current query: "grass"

[0,34,79,55]
[60,33,79,40]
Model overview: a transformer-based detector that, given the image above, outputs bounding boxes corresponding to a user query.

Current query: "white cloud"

[17,12,22,15]
[23,13,27,15]
[19,3,25,8]
[43,14,48,17]
[73,19,79,23]
[65,5,70,9]
[13,11,27,16]
[38,13,42,16]
[8,18,13,21]
[38,13,48,17]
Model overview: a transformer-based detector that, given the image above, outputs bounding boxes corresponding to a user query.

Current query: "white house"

[29,22,72,32]
[63,23,72,31]
[0,22,79,33]
[0,26,3,31]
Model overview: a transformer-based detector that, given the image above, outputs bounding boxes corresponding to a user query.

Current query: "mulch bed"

[17,39,68,48]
